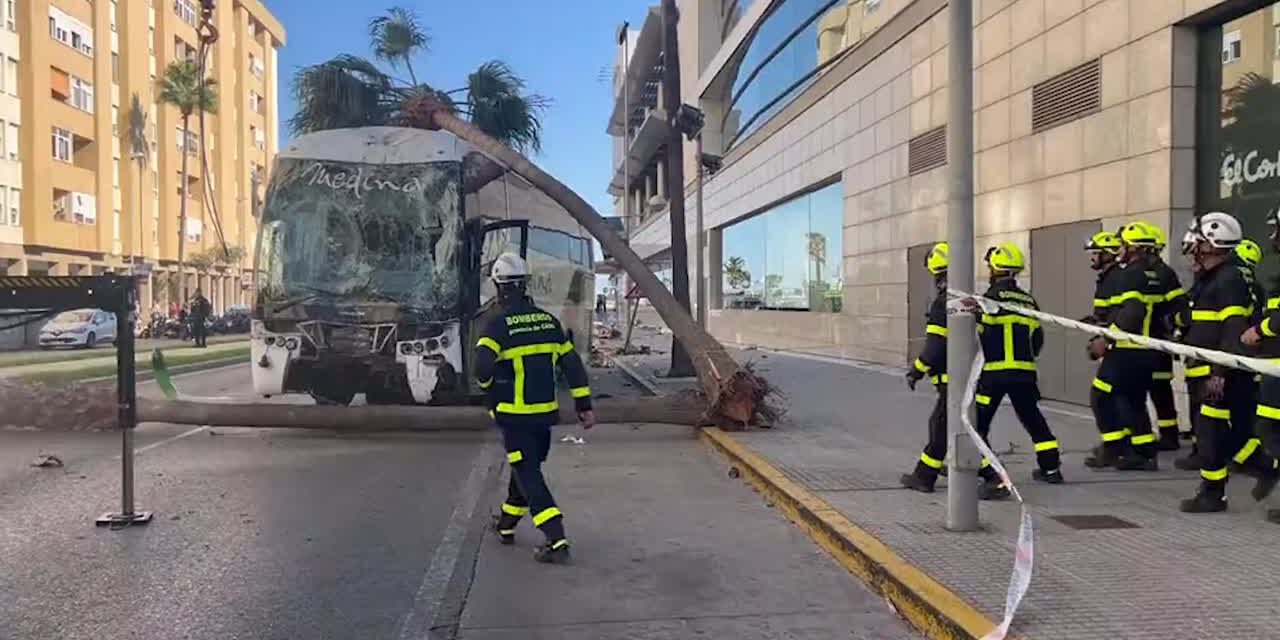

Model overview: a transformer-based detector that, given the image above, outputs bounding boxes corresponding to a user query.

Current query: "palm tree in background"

[290,6,549,160]
[156,60,217,304]
[724,256,750,291]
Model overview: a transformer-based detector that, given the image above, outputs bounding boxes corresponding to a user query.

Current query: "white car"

[39,309,118,349]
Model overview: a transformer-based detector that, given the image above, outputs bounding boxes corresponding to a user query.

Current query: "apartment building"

[609,0,1280,405]
[0,0,284,314]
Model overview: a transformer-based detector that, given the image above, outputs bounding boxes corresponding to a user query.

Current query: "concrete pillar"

[708,227,723,309]
[5,258,26,275]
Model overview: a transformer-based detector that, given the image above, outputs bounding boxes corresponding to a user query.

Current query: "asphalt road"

[0,365,918,640]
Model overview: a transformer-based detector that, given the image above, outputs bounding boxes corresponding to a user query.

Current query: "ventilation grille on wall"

[908,125,947,175]
[1031,58,1101,133]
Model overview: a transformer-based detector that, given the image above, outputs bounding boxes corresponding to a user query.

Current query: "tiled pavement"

[606,325,1280,640]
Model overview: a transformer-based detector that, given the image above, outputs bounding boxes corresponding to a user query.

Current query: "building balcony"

[606,6,663,138]
[51,161,96,196]
[608,107,669,196]
[50,99,96,142]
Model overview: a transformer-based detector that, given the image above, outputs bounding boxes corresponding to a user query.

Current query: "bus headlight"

[400,342,414,355]
[413,341,425,354]
[439,334,450,348]
[284,338,299,350]
[265,336,276,345]
[425,338,438,352]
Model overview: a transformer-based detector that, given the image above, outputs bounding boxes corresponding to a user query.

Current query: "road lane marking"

[396,438,499,640]
[116,426,208,458]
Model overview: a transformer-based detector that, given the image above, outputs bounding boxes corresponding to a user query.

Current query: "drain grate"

[1049,514,1140,530]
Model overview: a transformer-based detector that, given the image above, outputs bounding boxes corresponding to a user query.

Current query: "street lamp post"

[945,0,980,532]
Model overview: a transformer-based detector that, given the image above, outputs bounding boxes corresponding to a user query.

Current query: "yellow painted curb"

[700,427,1019,640]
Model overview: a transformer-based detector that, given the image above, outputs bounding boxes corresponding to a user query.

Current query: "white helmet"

[1195,211,1243,249]
[490,252,528,283]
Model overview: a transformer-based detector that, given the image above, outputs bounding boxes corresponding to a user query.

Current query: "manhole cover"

[1049,514,1139,530]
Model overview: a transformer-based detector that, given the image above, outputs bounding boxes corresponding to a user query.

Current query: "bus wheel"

[310,390,355,406]
[366,381,413,405]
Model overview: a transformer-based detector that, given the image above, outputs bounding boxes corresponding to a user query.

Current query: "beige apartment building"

[0,0,284,314]
[611,0,1280,405]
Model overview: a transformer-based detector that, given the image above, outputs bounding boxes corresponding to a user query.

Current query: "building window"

[249,53,264,78]
[1223,30,1242,64]
[185,216,202,242]
[714,0,853,149]
[4,0,14,32]
[72,192,96,225]
[7,122,17,160]
[71,76,94,113]
[52,127,73,162]
[6,58,15,97]
[719,181,843,312]
[8,188,17,225]
[0,119,5,155]
[110,1,118,32]
[113,158,120,187]
[112,105,120,137]
[112,53,120,83]
[149,27,155,54]
[249,90,261,113]
[174,0,198,28]
[49,7,94,56]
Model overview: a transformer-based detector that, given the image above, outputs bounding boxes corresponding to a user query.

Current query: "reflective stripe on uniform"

[494,341,566,416]
[931,374,949,384]
[1201,405,1231,420]
[550,539,569,550]
[979,313,1039,371]
[570,386,591,398]
[558,340,575,355]
[1165,288,1186,301]
[983,361,1036,371]
[500,343,564,360]
[1185,365,1211,378]
[1233,438,1263,464]
[1192,306,1251,321]
[507,450,524,463]
[1093,298,1113,308]
[1092,378,1113,393]
[497,400,559,415]
[1152,371,1174,381]
[501,503,529,516]
[1269,296,1280,310]
[1130,433,1157,445]
[1157,418,1179,428]
[1101,430,1128,442]
[1034,440,1059,452]
[926,324,947,337]
[914,359,930,373]
[1201,467,1228,481]
[975,394,992,405]
[477,337,502,354]
[1258,404,1280,421]
[1263,317,1278,338]
[477,378,493,389]
[532,507,562,526]
[920,452,944,469]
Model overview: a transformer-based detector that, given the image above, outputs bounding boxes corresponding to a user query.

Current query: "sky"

[264,0,655,247]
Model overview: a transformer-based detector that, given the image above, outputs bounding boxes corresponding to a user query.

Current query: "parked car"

[39,309,117,349]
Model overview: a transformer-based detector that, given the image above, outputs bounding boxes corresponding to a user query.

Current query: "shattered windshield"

[254,158,463,319]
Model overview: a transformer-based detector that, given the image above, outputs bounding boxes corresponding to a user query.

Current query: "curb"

[699,427,1013,640]
[606,355,665,397]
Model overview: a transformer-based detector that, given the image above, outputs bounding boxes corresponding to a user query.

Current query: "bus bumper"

[395,322,463,404]
[250,320,303,396]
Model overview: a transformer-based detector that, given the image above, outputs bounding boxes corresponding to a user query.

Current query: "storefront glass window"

[719,181,844,312]
[1200,3,1280,284]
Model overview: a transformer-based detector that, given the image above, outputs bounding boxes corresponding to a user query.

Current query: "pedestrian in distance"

[1178,212,1279,513]
[189,289,211,348]
[900,243,1007,497]
[475,252,595,563]
[1083,223,1165,471]
[971,243,1062,491]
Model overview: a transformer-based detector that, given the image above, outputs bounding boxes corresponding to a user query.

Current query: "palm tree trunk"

[430,109,772,426]
[404,57,418,86]
[177,114,191,305]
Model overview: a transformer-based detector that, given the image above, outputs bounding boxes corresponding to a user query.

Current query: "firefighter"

[1083,222,1164,470]
[1081,231,1122,326]
[900,243,1007,496]
[1240,206,1280,523]
[973,243,1062,489]
[1175,221,1210,469]
[475,252,595,562]
[1179,213,1279,513]
[1144,223,1188,450]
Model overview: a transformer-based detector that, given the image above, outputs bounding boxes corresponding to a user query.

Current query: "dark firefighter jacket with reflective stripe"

[1183,260,1253,379]
[474,299,592,426]
[912,287,948,384]
[978,278,1043,376]
[1103,258,1165,349]
[1252,278,1280,359]
[1088,264,1120,326]
[1149,257,1186,340]
[1234,254,1266,327]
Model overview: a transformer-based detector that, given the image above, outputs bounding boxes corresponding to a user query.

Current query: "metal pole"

[695,134,706,329]
[945,0,979,532]
[620,23,634,337]
[98,279,152,526]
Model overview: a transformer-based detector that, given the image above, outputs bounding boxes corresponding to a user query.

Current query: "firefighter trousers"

[1256,376,1280,461]
[1090,349,1156,459]
[1150,352,1180,437]
[1192,374,1277,492]
[974,374,1061,473]
[912,383,999,485]
[495,423,566,543]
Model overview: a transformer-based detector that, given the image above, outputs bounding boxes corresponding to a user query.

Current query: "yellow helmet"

[1150,224,1167,249]
[925,242,949,275]
[1236,238,1262,266]
[985,243,1025,272]
[1084,231,1121,254]
[1118,221,1159,246]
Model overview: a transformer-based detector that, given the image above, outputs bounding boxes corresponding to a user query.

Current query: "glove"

[1086,336,1108,360]
[905,369,924,391]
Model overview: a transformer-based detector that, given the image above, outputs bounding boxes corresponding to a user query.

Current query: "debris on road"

[30,454,64,468]
[560,435,586,445]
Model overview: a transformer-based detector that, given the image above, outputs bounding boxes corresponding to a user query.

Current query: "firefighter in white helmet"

[475,252,595,562]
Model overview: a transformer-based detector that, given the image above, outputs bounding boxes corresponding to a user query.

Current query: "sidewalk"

[605,324,1280,639]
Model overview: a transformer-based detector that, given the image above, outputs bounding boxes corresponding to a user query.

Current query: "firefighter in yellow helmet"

[1140,222,1189,451]
[1240,206,1280,523]
[971,243,1063,492]
[901,243,1006,494]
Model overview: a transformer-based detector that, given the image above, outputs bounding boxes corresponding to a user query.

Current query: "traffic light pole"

[945,0,980,532]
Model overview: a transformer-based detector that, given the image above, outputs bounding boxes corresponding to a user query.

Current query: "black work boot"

[1267,509,1280,524]
[1174,452,1204,471]
[1084,444,1121,469]
[978,478,1012,501]
[1179,430,1195,441]
[1115,455,1159,471]
[1252,472,1279,502]
[1157,429,1181,451]
[534,539,571,564]
[1032,468,1064,484]
[1180,487,1228,513]
[900,472,936,493]
[491,515,517,545]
